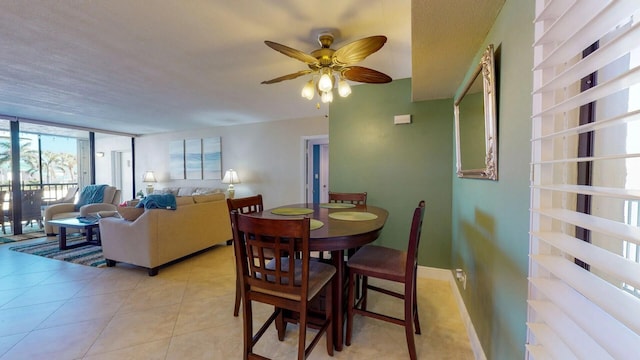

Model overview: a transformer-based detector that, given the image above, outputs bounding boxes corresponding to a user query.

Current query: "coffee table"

[47,217,101,250]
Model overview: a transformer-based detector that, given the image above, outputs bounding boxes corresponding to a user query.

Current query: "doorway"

[304,136,329,204]
[112,150,133,201]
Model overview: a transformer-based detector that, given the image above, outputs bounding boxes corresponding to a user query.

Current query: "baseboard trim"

[418,266,487,360]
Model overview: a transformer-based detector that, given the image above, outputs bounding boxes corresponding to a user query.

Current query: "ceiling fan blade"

[264,41,319,65]
[333,35,387,65]
[261,70,313,84]
[342,66,392,83]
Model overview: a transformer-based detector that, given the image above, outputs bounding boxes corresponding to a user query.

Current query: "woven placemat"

[271,207,314,215]
[328,212,378,221]
[310,219,324,230]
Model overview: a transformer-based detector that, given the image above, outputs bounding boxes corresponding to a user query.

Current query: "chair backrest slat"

[227,194,264,215]
[328,191,367,205]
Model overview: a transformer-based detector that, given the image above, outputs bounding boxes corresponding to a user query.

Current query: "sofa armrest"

[99,212,158,268]
[80,203,117,216]
[44,203,76,221]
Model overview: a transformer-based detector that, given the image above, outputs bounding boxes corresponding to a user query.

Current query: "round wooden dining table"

[254,202,388,351]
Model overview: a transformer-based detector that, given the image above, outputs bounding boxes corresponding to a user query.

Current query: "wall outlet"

[455,268,467,290]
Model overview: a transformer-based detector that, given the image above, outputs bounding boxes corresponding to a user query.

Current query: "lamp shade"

[338,79,352,97]
[318,68,333,92]
[301,79,315,100]
[142,171,157,183]
[222,169,240,184]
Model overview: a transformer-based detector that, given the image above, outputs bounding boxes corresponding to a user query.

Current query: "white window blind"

[528,0,640,359]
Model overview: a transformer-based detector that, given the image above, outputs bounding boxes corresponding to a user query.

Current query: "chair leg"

[405,279,418,360]
[404,308,418,360]
[361,275,369,310]
[242,298,253,360]
[325,282,334,356]
[413,273,421,334]
[233,272,241,317]
[298,303,307,360]
[345,271,356,346]
[276,308,286,341]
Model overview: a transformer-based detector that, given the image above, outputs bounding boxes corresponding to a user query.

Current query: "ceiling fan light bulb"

[321,90,333,103]
[301,80,315,100]
[318,71,333,92]
[338,79,351,97]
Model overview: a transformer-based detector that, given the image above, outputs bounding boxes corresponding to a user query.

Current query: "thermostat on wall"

[394,114,412,125]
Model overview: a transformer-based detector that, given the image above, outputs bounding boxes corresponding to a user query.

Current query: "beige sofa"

[44,185,121,235]
[99,193,232,276]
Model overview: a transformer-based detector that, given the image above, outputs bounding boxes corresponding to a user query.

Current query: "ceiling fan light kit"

[262,32,391,104]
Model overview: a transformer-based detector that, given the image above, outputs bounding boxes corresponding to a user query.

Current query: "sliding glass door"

[0,119,88,235]
[0,116,134,236]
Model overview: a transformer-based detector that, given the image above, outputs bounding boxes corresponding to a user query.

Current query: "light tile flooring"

[0,239,474,359]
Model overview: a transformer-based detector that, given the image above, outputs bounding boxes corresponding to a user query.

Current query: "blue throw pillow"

[135,194,177,210]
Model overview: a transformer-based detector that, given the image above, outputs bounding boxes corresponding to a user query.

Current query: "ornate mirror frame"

[454,44,498,180]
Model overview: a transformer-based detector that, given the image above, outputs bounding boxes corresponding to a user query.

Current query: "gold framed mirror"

[454,44,498,180]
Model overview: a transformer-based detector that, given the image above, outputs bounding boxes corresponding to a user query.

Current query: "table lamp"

[222,169,240,198]
[143,171,157,195]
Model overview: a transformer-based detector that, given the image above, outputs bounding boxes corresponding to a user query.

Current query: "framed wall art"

[185,138,202,180]
[169,140,185,180]
[202,137,222,180]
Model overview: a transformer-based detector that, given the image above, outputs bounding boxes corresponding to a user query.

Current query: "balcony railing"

[0,183,79,204]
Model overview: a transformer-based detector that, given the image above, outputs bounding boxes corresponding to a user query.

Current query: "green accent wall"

[451,1,533,359]
[329,78,453,268]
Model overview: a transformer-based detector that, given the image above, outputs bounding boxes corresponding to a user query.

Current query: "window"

[528,0,640,358]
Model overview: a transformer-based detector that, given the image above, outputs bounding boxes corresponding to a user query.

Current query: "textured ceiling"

[0,0,504,136]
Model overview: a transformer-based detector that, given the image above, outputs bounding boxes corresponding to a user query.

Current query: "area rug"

[9,237,106,268]
[0,230,47,243]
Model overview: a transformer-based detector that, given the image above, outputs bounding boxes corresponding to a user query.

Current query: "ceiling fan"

[261,32,392,103]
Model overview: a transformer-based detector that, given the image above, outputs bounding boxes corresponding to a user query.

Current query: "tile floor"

[0,238,474,359]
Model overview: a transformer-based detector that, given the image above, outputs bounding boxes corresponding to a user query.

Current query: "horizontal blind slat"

[524,344,550,360]
[527,322,578,360]
[530,277,640,358]
[530,184,640,200]
[534,5,640,92]
[532,208,640,244]
[528,300,614,359]
[533,255,640,333]
[534,0,640,70]
[532,231,640,290]
[532,151,640,165]
[531,109,640,141]
[533,0,605,47]
[533,65,640,117]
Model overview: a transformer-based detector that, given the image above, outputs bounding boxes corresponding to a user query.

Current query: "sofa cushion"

[193,187,221,195]
[176,196,195,206]
[177,187,196,196]
[157,187,179,196]
[193,193,225,203]
[118,207,144,221]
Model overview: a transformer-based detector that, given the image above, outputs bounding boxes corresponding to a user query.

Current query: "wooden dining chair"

[328,191,367,205]
[227,194,264,317]
[345,200,426,360]
[231,211,336,360]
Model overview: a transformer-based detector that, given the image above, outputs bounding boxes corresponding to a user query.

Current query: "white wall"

[134,116,328,209]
